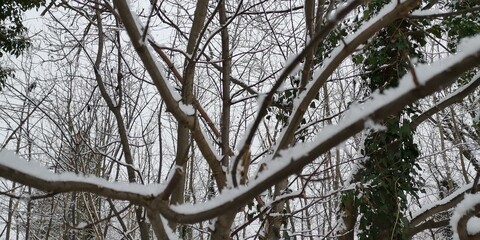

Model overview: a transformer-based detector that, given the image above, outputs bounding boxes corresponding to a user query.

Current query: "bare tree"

[0,0,480,239]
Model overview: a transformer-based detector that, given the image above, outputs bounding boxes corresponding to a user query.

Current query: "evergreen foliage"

[337,0,479,238]
[0,0,44,90]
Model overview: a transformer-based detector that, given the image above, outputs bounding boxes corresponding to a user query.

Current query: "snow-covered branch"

[0,151,162,205]
[274,0,421,153]
[151,35,480,223]
[112,0,226,187]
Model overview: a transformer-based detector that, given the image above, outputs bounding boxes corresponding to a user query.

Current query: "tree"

[0,0,479,239]
[0,0,45,90]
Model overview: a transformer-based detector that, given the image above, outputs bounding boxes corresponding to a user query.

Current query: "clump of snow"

[467,217,480,236]
[411,8,446,17]
[364,118,387,132]
[179,102,195,115]
[76,222,88,229]
[450,192,480,240]
[138,38,145,47]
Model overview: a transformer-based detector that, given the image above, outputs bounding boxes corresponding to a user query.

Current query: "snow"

[169,32,480,216]
[412,37,480,86]
[451,192,480,240]
[3,0,480,229]
[271,0,411,155]
[161,215,179,240]
[364,118,387,132]
[0,150,165,197]
[5,9,474,225]
[144,42,182,101]
[433,72,480,109]
[410,183,472,220]
[327,0,352,21]
[343,1,397,44]
[232,94,266,169]
[278,0,360,80]
[76,222,88,229]
[179,102,195,115]
[467,217,480,236]
[411,8,446,17]
[327,9,338,22]
[171,185,247,214]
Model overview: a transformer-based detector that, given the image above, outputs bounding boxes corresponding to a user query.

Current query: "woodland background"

[0,0,480,239]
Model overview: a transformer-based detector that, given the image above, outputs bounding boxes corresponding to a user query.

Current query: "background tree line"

[0,0,479,239]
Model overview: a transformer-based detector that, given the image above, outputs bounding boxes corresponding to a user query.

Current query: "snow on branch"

[112,0,184,116]
[451,192,480,239]
[273,0,421,153]
[409,183,473,228]
[230,0,367,187]
[150,35,480,224]
[112,0,226,187]
[0,150,164,205]
[412,73,480,129]
[3,0,480,228]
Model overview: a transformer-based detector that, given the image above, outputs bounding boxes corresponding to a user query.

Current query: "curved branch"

[409,184,472,227]
[0,151,156,206]
[409,173,480,237]
[409,6,480,19]
[408,218,449,237]
[412,73,480,130]
[452,193,480,239]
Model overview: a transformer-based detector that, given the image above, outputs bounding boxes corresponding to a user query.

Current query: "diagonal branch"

[273,0,421,157]
[112,0,226,188]
[231,0,370,187]
[151,35,480,224]
[412,73,480,130]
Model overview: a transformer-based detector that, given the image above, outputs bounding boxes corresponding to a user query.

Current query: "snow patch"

[179,102,195,115]
[467,217,480,236]
[76,222,88,229]
[411,8,446,17]
[364,118,387,132]
[451,192,480,240]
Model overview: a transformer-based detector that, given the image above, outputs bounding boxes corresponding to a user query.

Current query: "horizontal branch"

[0,151,159,206]
[409,6,480,19]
